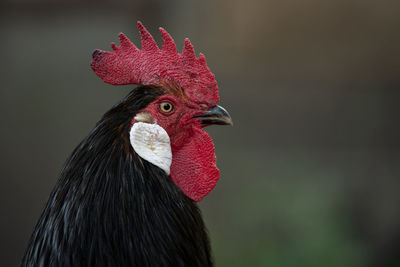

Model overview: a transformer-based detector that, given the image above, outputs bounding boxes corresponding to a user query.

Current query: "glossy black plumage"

[21,86,213,267]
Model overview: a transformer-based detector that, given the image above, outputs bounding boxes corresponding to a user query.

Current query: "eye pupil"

[163,103,171,110]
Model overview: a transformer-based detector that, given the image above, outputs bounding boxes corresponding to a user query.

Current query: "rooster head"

[91,22,232,202]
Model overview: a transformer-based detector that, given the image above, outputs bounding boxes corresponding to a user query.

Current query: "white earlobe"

[129,122,172,175]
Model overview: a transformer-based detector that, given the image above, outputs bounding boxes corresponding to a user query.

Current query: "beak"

[194,105,233,126]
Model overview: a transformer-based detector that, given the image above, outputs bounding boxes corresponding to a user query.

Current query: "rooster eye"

[159,102,174,113]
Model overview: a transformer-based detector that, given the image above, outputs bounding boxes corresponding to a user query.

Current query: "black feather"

[21,85,213,267]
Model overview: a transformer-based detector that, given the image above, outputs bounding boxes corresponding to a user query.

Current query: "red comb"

[91,22,219,106]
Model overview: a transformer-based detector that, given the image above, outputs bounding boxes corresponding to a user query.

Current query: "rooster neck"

[21,87,213,267]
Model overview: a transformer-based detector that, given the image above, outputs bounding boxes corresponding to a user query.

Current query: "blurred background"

[1,0,399,266]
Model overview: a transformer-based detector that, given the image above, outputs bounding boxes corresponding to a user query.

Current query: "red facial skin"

[132,95,219,202]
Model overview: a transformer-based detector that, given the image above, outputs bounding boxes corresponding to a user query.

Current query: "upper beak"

[193,105,233,126]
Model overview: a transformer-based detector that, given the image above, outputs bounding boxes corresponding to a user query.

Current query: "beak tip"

[225,117,234,126]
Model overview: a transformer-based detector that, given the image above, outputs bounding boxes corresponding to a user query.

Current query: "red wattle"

[170,127,220,202]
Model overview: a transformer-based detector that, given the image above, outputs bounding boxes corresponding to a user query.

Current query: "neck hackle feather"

[21,86,213,267]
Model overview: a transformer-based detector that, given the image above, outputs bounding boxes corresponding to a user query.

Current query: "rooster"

[20,22,232,267]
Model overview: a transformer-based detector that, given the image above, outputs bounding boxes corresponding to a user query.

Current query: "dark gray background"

[1,0,399,266]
